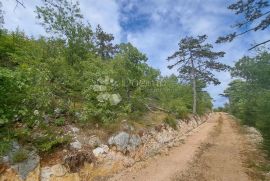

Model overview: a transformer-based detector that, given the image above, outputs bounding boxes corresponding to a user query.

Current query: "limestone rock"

[51,164,67,177]
[128,135,141,151]
[92,145,109,157]
[41,167,53,181]
[70,126,80,134]
[122,157,135,167]
[7,142,40,180]
[88,135,102,148]
[108,132,130,151]
[108,132,142,153]
[70,140,82,150]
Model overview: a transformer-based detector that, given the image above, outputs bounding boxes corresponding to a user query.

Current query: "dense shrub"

[225,51,270,156]
[0,0,213,156]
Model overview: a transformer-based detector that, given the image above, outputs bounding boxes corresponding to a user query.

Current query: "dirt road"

[110,113,251,181]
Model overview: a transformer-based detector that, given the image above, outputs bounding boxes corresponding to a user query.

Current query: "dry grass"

[233,121,270,181]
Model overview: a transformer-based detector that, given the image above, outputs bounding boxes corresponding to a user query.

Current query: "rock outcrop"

[0,113,211,181]
[108,132,141,153]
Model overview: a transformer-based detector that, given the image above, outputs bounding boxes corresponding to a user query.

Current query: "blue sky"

[1,0,270,107]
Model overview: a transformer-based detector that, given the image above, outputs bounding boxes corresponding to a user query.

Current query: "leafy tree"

[154,75,193,118]
[225,51,270,155]
[94,25,118,59]
[217,0,270,50]
[112,43,148,106]
[167,35,228,114]
[36,0,94,64]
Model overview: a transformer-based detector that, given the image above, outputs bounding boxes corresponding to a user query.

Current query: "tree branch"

[15,0,25,8]
[232,10,270,28]
[248,39,270,50]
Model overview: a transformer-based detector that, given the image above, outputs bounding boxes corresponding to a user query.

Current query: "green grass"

[163,116,178,130]
[12,149,28,163]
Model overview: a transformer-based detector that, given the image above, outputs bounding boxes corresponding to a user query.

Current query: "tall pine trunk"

[192,76,197,114]
[191,59,197,114]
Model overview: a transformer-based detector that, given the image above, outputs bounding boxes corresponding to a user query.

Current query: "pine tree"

[167,35,229,114]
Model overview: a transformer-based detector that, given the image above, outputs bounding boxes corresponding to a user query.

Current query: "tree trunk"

[192,76,197,114]
[191,59,197,114]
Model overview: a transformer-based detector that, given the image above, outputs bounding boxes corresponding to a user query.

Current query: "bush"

[167,99,189,119]
[11,149,28,163]
[54,117,65,126]
[33,134,71,153]
[0,140,11,157]
[164,116,178,130]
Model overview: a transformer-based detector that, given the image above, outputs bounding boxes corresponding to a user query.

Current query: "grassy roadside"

[233,117,270,181]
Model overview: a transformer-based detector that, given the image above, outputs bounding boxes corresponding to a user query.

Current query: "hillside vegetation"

[0,1,212,156]
[224,51,270,156]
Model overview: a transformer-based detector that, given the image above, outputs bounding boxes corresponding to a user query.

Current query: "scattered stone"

[93,145,109,157]
[155,132,174,144]
[108,132,142,153]
[51,164,67,177]
[70,126,80,134]
[108,132,130,152]
[155,125,164,132]
[121,120,134,132]
[88,135,102,148]
[123,157,135,167]
[2,156,9,163]
[138,129,145,137]
[43,114,50,124]
[128,135,141,151]
[41,167,53,181]
[243,126,263,144]
[54,108,62,116]
[70,140,82,150]
[63,149,68,153]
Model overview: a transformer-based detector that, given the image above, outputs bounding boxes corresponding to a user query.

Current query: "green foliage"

[0,0,213,155]
[12,149,28,163]
[164,116,178,130]
[167,35,228,114]
[14,128,31,143]
[225,51,270,156]
[36,0,94,64]
[0,67,27,126]
[94,25,118,59]
[33,134,71,153]
[54,118,65,126]
[0,140,11,157]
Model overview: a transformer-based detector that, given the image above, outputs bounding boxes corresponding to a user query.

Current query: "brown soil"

[109,113,254,181]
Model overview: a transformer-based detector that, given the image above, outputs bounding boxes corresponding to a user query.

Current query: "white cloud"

[1,0,121,41]
[80,0,121,42]
[2,0,46,36]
